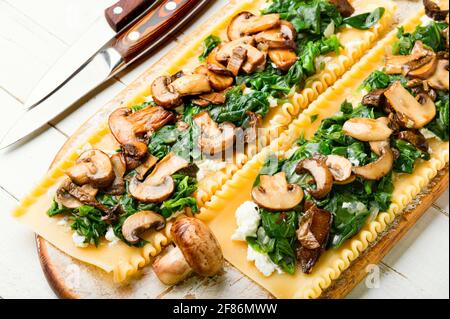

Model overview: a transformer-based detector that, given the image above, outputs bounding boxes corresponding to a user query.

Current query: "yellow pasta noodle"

[199,9,449,299]
[12,0,397,282]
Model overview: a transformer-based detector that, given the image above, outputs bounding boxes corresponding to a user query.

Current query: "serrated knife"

[0,0,210,149]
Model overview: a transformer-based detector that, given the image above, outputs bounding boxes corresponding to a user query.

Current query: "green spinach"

[199,35,221,61]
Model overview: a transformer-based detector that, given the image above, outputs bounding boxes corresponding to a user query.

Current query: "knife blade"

[0,0,209,150]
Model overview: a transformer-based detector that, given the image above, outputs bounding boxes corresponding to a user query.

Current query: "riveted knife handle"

[112,0,203,63]
[105,0,156,32]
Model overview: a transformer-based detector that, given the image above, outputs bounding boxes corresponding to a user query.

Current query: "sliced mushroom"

[409,56,438,79]
[353,144,394,180]
[241,46,267,74]
[227,46,247,76]
[129,153,189,203]
[325,155,352,182]
[343,117,393,142]
[206,47,234,76]
[193,111,235,156]
[195,65,234,91]
[396,130,429,153]
[104,153,127,195]
[134,154,158,181]
[424,0,449,20]
[109,106,175,159]
[254,20,296,50]
[227,12,280,40]
[386,41,435,75]
[56,176,98,209]
[369,140,390,156]
[268,49,298,71]
[329,0,355,17]
[296,205,333,274]
[333,174,356,185]
[153,217,223,285]
[151,76,182,108]
[385,55,418,75]
[198,91,228,105]
[384,81,436,129]
[215,37,255,63]
[251,172,304,211]
[427,59,449,91]
[169,74,212,96]
[122,211,165,244]
[295,158,333,199]
[362,88,387,108]
[67,149,114,188]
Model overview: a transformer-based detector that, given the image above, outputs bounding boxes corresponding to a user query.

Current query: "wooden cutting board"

[36,0,448,299]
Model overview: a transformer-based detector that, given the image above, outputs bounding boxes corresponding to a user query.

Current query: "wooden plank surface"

[0,0,448,299]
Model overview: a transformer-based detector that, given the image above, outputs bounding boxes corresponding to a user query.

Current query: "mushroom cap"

[206,47,234,76]
[295,157,333,199]
[122,211,166,244]
[254,20,296,50]
[170,217,223,277]
[193,111,236,156]
[215,37,255,64]
[67,149,114,188]
[343,117,393,142]
[129,153,189,203]
[268,49,298,71]
[251,172,304,211]
[427,59,449,91]
[151,76,182,108]
[227,11,255,40]
[325,155,352,182]
[195,64,234,92]
[353,144,394,180]
[169,74,212,96]
[227,12,280,40]
[384,81,436,129]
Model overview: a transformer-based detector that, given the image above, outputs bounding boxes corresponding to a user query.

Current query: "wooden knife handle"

[105,0,156,32]
[111,0,201,63]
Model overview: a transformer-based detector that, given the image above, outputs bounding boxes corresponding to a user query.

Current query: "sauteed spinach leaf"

[199,35,221,62]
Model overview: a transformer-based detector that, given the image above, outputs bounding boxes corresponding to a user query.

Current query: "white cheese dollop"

[231,201,260,241]
[196,159,228,180]
[105,226,120,246]
[247,246,281,277]
[268,96,278,108]
[72,232,88,248]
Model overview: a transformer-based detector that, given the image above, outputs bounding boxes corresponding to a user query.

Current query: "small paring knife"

[0,0,210,150]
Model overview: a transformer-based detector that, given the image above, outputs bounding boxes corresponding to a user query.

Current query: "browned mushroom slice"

[109,106,175,159]
[227,12,255,40]
[129,153,189,203]
[385,55,417,75]
[296,205,333,274]
[227,46,247,76]
[122,211,166,244]
[153,217,224,285]
[134,154,158,181]
[215,37,255,63]
[67,149,114,188]
[206,47,234,77]
[424,0,449,20]
[169,74,212,96]
[396,130,429,153]
[295,158,333,199]
[251,172,304,211]
[427,60,449,91]
[192,98,211,107]
[104,153,127,195]
[362,88,387,108]
[254,20,296,50]
[151,76,182,108]
[268,49,298,71]
[343,117,393,142]
[384,81,436,129]
[333,174,356,185]
[369,140,390,156]
[353,144,394,180]
[193,111,235,156]
[325,155,352,182]
[409,56,438,79]
[195,65,234,91]
[227,12,281,40]
[241,45,266,74]
[329,0,355,17]
[199,91,228,105]
[55,176,98,209]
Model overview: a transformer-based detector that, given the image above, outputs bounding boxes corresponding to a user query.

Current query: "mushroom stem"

[153,247,193,285]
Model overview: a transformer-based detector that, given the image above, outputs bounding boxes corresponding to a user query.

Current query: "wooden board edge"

[320,165,449,299]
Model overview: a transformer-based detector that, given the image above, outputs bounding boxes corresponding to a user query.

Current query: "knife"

[0,0,210,150]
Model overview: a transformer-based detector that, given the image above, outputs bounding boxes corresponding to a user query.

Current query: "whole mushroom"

[153,217,224,285]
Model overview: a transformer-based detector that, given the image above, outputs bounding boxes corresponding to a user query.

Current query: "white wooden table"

[0,0,448,299]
